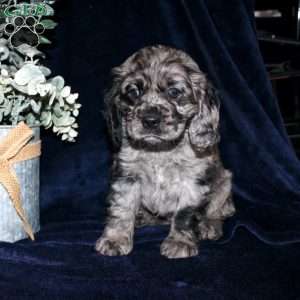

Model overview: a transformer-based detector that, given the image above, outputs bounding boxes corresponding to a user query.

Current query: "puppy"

[95,45,235,259]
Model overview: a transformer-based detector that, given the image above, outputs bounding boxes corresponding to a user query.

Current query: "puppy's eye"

[167,87,182,99]
[126,86,140,99]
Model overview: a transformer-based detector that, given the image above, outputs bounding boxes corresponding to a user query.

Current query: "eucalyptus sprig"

[0,0,81,142]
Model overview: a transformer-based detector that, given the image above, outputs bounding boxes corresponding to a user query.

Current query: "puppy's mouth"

[127,128,186,152]
[141,134,164,142]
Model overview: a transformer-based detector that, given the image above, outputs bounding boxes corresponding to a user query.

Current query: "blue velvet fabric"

[1,0,300,299]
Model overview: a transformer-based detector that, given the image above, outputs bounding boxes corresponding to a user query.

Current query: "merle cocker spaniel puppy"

[95,45,235,259]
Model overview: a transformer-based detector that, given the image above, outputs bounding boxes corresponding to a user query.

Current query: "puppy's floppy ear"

[104,72,123,151]
[188,72,220,151]
[103,54,137,151]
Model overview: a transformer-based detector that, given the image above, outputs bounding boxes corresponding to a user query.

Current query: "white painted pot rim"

[0,124,40,129]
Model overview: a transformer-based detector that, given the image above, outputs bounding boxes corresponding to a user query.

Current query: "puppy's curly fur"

[95,45,235,259]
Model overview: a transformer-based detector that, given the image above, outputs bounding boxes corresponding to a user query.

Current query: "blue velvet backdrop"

[0,0,300,299]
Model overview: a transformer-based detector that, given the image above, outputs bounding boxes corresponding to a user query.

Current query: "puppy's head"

[105,45,219,150]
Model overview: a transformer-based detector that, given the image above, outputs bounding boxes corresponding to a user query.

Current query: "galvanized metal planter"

[0,125,40,243]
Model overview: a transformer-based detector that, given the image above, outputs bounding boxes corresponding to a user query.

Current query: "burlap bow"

[0,122,41,241]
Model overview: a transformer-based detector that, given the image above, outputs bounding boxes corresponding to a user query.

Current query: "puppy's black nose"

[141,107,162,129]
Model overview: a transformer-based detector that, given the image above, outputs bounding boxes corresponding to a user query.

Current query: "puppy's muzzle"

[140,107,162,130]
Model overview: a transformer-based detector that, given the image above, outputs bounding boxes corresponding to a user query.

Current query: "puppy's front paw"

[95,236,132,256]
[160,238,198,259]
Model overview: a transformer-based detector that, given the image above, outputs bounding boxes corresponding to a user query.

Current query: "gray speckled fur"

[96,45,235,259]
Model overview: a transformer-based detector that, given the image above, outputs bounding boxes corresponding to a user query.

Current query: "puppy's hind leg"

[197,170,235,241]
[197,218,223,240]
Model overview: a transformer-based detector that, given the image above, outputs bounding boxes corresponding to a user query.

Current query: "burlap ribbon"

[0,122,41,241]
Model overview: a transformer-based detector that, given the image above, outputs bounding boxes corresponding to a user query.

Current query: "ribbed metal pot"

[0,125,40,242]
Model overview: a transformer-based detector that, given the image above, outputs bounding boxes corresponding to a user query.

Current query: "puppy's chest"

[123,152,209,215]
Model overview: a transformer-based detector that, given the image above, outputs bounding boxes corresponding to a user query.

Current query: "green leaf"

[58,126,70,134]
[30,99,42,114]
[40,19,58,30]
[51,76,65,90]
[69,128,78,138]
[40,111,52,127]
[0,91,4,104]
[25,113,37,125]
[72,109,79,117]
[39,36,52,45]
[43,4,55,16]
[53,103,63,117]
[62,133,68,141]
[39,66,52,77]
[4,99,12,116]
[52,112,75,127]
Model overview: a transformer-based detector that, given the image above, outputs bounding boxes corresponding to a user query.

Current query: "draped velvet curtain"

[42,0,300,243]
